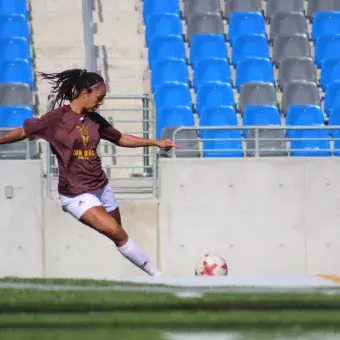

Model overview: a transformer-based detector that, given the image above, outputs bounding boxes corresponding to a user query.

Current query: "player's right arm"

[0,128,27,145]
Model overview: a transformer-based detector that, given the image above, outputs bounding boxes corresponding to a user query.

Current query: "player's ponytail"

[39,68,104,109]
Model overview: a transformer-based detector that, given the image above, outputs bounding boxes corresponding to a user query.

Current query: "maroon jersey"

[23,105,122,197]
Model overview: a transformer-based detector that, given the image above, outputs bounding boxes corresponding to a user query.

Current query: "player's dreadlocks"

[39,68,104,109]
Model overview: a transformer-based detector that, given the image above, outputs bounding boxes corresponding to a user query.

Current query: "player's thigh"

[100,184,118,214]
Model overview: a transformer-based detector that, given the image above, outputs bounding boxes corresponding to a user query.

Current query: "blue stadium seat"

[0,37,30,62]
[146,13,182,47]
[242,105,281,137]
[232,34,269,67]
[156,105,194,139]
[328,108,340,156]
[312,12,340,42]
[315,35,340,68]
[154,82,192,109]
[0,14,29,39]
[151,58,189,92]
[286,105,330,156]
[148,35,185,67]
[189,34,228,68]
[143,0,180,24]
[193,58,231,92]
[228,12,266,46]
[0,0,27,17]
[236,57,274,92]
[196,82,235,115]
[0,60,32,88]
[0,106,33,127]
[320,58,340,91]
[199,106,243,158]
[325,81,340,115]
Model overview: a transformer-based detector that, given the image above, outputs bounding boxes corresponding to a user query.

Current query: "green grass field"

[1,277,340,339]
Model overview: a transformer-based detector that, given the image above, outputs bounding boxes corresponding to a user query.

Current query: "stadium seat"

[0,83,31,105]
[0,60,32,88]
[243,105,281,137]
[245,128,287,157]
[325,81,340,115]
[328,108,340,155]
[307,0,340,21]
[148,35,186,67]
[146,13,183,47]
[184,0,222,20]
[270,12,307,43]
[196,82,235,115]
[266,0,304,22]
[151,58,189,92]
[278,57,317,90]
[199,106,243,158]
[159,126,200,158]
[143,0,180,24]
[282,82,320,113]
[156,105,195,139]
[321,58,340,91]
[273,34,311,67]
[0,37,30,62]
[187,13,225,44]
[154,82,192,109]
[0,14,29,39]
[228,12,266,46]
[239,82,277,113]
[224,0,262,20]
[286,106,330,157]
[232,34,270,67]
[315,35,340,68]
[0,105,33,127]
[236,57,274,92]
[193,58,231,92]
[0,0,27,17]
[312,12,340,42]
[189,34,228,68]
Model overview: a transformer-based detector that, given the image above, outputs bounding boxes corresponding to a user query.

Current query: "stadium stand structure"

[144,0,340,157]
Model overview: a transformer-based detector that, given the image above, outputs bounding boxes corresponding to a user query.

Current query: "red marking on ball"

[200,261,218,276]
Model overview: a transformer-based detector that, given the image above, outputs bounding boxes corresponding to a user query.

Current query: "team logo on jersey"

[76,124,89,147]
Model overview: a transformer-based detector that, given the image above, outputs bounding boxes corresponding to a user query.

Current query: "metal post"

[82,0,97,72]
[255,128,260,158]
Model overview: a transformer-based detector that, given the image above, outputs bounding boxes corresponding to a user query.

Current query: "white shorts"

[59,184,118,220]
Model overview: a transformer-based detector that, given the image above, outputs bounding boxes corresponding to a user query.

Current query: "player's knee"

[105,225,128,246]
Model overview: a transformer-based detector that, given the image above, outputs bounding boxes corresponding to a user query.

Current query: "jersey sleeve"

[93,113,122,144]
[23,109,62,142]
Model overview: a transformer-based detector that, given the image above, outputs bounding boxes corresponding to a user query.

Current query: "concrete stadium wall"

[158,158,340,277]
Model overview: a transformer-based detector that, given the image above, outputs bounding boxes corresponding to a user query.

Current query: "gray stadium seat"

[307,0,340,20]
[282,82,321,113]
[224,0,262,19]
[270,12,308,43]
[0,83,32,106]
[267,0,304,22]
[278,57,317,90]
[245,128,288,157]
[159,127,200,158]
[239,83,277,113]
[0,132,37,160]
[272,34,311,67]
[184,0,222,20]
[187,14,225,44]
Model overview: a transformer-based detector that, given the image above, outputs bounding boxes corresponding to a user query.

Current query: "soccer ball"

[195,253,228,276]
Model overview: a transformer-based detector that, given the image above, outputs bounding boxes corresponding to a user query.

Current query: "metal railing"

[46,95,156,199]
[82,0,97,72]
[167,126,340,158]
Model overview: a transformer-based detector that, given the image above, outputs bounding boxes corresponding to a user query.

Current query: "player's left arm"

[117,134,177,151]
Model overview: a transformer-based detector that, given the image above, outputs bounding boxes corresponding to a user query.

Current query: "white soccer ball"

[195,253,228,276]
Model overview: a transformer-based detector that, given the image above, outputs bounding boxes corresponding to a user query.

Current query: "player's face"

[82,84,107,111]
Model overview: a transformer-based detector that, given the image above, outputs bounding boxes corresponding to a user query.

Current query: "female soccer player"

[0,68,177,276]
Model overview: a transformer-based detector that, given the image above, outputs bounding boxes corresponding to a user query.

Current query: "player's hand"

[156,139,180,151]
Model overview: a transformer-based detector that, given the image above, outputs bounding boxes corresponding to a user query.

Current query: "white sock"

[117,238,162,276]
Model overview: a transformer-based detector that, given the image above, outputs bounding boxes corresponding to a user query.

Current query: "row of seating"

[144,0,340,22]
[0,0,27,17]
[158,105,339,158]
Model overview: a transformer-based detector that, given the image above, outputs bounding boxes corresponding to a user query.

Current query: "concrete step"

[34,46,85,60]
[97,59,145,80]
[31,0,82,11]
[100,0,139,12]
